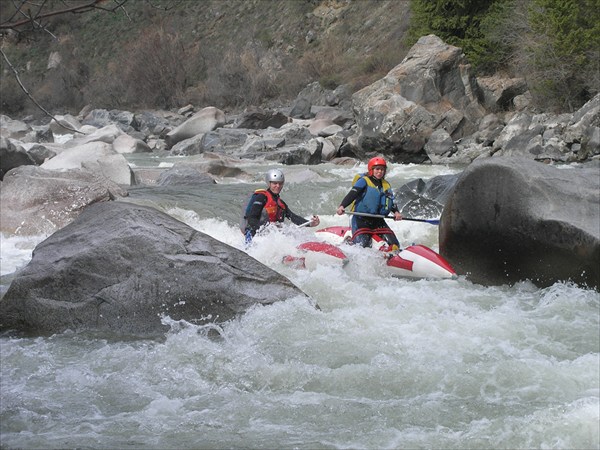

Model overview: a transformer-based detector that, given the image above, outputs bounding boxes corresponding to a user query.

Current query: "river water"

[1,157,598,449]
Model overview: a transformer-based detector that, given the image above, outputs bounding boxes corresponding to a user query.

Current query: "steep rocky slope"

[1,0,413,114]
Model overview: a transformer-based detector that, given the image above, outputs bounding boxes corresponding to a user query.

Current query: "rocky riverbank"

[0,35,598,336]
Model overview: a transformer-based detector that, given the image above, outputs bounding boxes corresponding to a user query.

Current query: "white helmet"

[265,168,285,184]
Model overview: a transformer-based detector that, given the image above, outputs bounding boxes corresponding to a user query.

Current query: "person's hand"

[393,211,402,221]
[309,215,320,227]
[336,206,345,215]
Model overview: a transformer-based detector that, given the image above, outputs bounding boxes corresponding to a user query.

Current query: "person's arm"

[245,193,267,235]
[286,209,309,226]
[283,200,319,227]
[336,179,366,215]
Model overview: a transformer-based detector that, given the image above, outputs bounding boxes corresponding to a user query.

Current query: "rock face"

[0,165,127,235]
[439,157,600,289]
[0,201,309,337]
[352,34,485,163]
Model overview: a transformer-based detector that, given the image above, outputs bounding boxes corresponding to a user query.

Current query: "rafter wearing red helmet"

[336,157,403,249]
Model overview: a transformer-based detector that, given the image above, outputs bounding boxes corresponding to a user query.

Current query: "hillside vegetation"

[1,0,598,116]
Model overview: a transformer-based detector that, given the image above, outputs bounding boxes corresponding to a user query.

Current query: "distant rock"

[171,128,249,156]
[0,137,36,179]
[0,201,310,337]
[424,129,456,163]
[440,157,599,289]
[233,108,288,129]
[181,152,252,179]
[64,124,124,148]
[156,167,216,186]
[82,109,137,133]
[133,110,174,136]
[49,114,82,134]
[112,134,152,154]
[476,76,528,112]
[165,106,226,148]
[41,141,115,169]
[0,115,31,140]
[39,140,133,185]
[289,97,313,119]
[308,118,336,136]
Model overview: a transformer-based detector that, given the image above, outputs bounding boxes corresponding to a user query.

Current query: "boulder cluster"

[1,35,598,337]
[2,36,598,238]
[2,36,598,184]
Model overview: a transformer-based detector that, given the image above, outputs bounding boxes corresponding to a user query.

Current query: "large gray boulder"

[0,165,127,235]
[40,141,133,186]
[0,201,310,337]
[171,128,249,156]
[352,35,485,163]
[49,114,82,134]
[181,152,251,179]
[64,124,124,147]
[112,133,152,154]
[439,157,599,289]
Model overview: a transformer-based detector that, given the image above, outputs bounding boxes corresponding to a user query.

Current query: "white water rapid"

[1,159,598,449]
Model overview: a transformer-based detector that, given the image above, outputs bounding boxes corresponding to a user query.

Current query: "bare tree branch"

[144,0,175,11]
[9,0,59,39]
[0,0,125,30]
[0,0,175,33]
[88,0,129,14]
[5,0,32,25]
[0,0,174,118]
[1,48,83,133]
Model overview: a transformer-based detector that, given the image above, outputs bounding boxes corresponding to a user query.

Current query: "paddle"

[296,216,319,228]
[345,211,440,225]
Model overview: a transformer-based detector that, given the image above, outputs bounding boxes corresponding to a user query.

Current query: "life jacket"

[350,173,394,216]
[240,188,287,232]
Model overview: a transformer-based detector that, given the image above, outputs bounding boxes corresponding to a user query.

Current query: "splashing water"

[1,161,598,449]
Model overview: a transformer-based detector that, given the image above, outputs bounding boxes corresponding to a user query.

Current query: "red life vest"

[258,188,286,222]
[240,188,287,233]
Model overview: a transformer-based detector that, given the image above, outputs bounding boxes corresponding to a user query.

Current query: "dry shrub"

[296,38,350,87]
[0,36,90,115]
[0,73,28,115]
[83,61,127,109]
[33,62,87,113]
[88,27,190,109]
[201,47,279,108]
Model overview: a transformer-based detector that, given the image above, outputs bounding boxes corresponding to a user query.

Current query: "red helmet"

[367,157,387,176]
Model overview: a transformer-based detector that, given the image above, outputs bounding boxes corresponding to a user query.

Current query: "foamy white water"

[1,160,598,449]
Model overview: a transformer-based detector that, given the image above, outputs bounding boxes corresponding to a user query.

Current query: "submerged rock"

[0,201,310,337]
